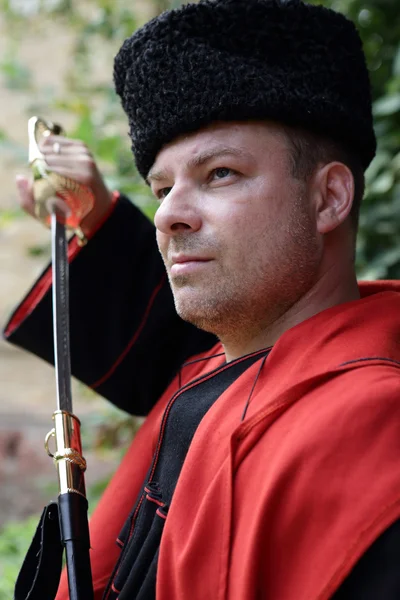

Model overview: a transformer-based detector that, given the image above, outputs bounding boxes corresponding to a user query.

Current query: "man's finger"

[44,154,95,169]
[41,144,93,158]
[39,135,91,155]
[37,164,96,188]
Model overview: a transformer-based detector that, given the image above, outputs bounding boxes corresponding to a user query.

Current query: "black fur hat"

[114,0,376,179]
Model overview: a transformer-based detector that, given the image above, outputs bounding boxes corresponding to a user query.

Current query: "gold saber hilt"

[28,115,95,246]
[45,411,87,498]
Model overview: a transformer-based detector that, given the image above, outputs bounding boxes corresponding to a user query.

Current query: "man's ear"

[312,162,354,234]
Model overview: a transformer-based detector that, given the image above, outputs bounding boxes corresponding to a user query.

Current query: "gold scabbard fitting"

[44,410,87,497]
[53,447,87,471]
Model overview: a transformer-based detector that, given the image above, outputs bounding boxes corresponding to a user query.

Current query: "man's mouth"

[170,254,212,277]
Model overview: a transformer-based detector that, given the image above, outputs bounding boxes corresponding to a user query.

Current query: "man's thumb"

[15,174,35,216]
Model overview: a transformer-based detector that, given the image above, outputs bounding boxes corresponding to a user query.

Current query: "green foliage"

[81,404,143,459]
[309,0,400,278]
[0,54,32,90]
[0,207,25,228]
[0,516,37,600]
[26,242,51,256]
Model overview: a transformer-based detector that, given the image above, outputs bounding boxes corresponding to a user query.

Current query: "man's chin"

[174,300,204,327]
[173,297,223,334]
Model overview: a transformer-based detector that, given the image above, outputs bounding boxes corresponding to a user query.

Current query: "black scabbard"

[50,213,94,599]
[59,493,94,600]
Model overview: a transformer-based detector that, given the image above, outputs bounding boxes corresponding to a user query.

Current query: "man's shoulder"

[243,355,400,464]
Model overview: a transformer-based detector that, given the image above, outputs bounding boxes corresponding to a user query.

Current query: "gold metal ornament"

[28,116,95,245]
[45,411,87,498]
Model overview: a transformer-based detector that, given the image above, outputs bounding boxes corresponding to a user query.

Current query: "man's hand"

[16,135,114,236]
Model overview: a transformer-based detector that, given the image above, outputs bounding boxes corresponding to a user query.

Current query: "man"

[5,0,400,598]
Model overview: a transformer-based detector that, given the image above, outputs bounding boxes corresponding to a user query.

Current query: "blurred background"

[0,0,399,596]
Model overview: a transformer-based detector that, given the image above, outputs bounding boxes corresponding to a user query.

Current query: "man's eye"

[212,167,234,180]
[157,187,172,199]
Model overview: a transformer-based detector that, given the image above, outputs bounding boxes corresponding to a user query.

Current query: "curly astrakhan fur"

[114,0,376,179]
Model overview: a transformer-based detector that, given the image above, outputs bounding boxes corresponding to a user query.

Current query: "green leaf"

[26,243,50,257]
[392,151,400,174]
[373,93,400,117]
[368,171,395,195]
[0,208,25,227]
[96,136,123,163]
[393,43,400,77]
[0,57,32,90]
[71,113,95,147]
[0,516,37,599]
[365,149,392,184]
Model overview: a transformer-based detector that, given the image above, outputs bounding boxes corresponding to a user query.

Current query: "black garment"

[104,349,270,599]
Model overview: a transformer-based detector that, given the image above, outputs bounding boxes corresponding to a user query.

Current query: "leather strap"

[14,502,63,600]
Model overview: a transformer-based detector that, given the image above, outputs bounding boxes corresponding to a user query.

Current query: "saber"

[51,212,73,414]
[30,116,94,599]
[43,211,94,600]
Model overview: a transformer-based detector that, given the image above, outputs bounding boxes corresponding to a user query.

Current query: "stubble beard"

[168,268,245,335]
[165,195,320,343]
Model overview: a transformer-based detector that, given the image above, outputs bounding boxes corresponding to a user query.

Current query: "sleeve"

[332,518,400,599]
[3,194,216,415]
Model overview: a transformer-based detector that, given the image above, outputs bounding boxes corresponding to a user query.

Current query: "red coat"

[56,280,400,599]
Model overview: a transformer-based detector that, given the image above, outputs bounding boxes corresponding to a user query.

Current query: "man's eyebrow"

[147,146,254,183]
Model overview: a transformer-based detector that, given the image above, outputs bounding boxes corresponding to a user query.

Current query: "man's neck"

[222,266,360,363]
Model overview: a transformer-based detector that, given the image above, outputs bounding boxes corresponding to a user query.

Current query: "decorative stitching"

[4,237,81,337]
[181,345,272,372]
[241,352,270,421]
[148,347,270,486]
[178,348,224,387]
[109,347,271,597]
[108,489,166,595]
[126,495,145,548]
[339,356,400,368]
[90,274,167,389]
[176,346,271,398]
[182,351,226,369]
[237,356,400,441]
[122,348,269,562]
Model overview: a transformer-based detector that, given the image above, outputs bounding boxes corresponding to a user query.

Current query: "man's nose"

[154,186,202,235]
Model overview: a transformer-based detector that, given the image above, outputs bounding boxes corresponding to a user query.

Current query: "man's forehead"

[147,121,286,181]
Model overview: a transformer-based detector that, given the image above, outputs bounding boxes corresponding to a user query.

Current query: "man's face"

[150,121,322,340]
